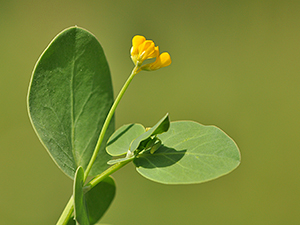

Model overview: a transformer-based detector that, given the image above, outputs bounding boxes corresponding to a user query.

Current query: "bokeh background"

[1,0,299,224]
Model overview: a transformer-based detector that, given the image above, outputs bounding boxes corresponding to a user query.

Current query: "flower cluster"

[130,35,171,71]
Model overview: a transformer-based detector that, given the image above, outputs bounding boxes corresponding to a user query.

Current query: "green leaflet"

[106,114,170,162]
[74,167,89,225]
[134,121,241,184]
[106,123,146,156]
[27,27,114,178]
[128,113,169,154]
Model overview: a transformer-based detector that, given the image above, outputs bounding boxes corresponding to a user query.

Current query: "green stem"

[83,65,139,181]
[56,158,134,225]
[86,157,134,190]
[56,66,139,225]
[56,196,74,225]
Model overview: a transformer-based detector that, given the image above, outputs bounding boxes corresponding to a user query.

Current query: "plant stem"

[87,157,134,190]
[83,65,139,181]
[56,196,74,225]
[56,66,139,225]
[56,158,134,225]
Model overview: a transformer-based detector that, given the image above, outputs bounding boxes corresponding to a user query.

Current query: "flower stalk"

[83,65,139,181]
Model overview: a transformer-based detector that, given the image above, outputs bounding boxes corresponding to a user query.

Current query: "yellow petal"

[149,52,172,70]
[132,35,146,48]
[147,46,159,59]
[159,52,171,66]
[131,35,146,57]
[138,40,155,61]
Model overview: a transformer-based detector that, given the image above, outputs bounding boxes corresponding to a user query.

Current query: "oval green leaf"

[74,166,90,225]
[106,123,145,156]
[134,121,241,184]
[27,27,114,178]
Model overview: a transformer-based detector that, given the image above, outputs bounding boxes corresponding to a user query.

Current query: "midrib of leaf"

[71,51,77,166]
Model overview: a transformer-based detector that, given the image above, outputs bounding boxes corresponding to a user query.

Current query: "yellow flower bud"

[141,52,172,71]
[130,35,146,64]
[130,35,171,71]
[138,40,156,62]
[130,35,159,65]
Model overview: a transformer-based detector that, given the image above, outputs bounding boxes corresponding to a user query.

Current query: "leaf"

[134,121,241,184]
[106,124,145,156]
[74,167,90,225]
[85,176,116,224]
[68,176,116,225]
[106,113,169,159]
[129,113,170,153]
[27,27,114,178]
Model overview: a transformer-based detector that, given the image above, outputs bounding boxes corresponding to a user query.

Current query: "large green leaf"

[27,27,114,178]
[134,121,240,184]
[74,167,90,225]
[68,176,116,225]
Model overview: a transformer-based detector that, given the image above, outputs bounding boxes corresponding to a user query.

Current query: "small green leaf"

[129,113,170,153]
[151,113,170,136]
[27,27,114,178]
[74,166,90,225]
[106,124,145,156]
[67,176,116,225]
[85,176,116,224]
[134,121,240,184]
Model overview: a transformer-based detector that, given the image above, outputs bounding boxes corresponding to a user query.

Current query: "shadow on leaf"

[134,145,186,168]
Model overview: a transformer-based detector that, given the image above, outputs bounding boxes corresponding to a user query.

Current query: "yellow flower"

[141,52,172,71]
[130,35,171,71]
[131,35,158,65]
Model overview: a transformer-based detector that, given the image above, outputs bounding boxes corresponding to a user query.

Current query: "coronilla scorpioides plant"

[27,26,241,225]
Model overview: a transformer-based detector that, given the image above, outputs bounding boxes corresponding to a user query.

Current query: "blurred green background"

[1,0,299,224]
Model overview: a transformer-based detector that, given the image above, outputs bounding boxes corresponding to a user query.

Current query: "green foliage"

[27,26,240,224]
[74,167,89,225]
[27,27,114,179]
[85,176,115,224]
[105,116,240,184]
[107,114,169,158]
[70,173,116,225]
[106,123,146,156]
[129,113,169,154]
[134,121,240,184]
